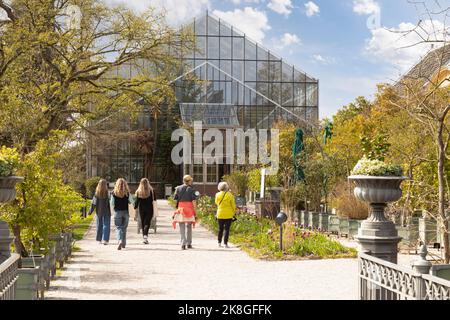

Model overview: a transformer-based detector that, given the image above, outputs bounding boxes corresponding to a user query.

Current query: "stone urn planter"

[348,175,407,263]
[0,176,24,203]
[0,176,24,263]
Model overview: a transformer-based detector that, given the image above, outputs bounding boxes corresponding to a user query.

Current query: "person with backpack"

[172,175,199,250]
[110,178,133,250]
[88,179,111,245]
[215,182,236,248]
[134,178,156,244]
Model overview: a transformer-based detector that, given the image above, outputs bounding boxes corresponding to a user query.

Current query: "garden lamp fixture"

[276,212,288,251]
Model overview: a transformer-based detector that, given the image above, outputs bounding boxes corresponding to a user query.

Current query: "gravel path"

[46,200,360,300]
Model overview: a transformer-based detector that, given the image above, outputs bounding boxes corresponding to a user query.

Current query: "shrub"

[0,146,20,177]
[351,156,403,177]
[333,181,369,220]
[247,168,279,193]
[2,134,85,255]
[222,171,248,197]
[85,176,102,199]
[280,184,305,220]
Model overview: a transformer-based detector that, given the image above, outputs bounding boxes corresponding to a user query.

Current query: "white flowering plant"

[351,156,403,177]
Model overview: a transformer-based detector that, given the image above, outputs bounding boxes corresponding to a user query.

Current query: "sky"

[104,0,449,119]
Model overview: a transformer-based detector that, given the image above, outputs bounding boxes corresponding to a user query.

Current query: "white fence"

[0,254,20,300]
[359,252,450,300]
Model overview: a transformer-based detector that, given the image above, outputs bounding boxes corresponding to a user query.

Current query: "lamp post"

[275,212,288,251]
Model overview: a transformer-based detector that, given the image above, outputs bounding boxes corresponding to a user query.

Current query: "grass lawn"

[72,215,94,241]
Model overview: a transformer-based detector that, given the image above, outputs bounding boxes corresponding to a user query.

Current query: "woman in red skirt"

[173,175,199,250]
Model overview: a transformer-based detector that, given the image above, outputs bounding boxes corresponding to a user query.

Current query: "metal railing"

[0,253,20,300]
[359,252,450,300]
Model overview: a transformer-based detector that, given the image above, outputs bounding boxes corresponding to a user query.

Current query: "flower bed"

[196,196,356,260]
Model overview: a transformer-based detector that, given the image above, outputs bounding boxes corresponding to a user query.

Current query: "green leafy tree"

[1,132,84,256]
[0,0,194,152]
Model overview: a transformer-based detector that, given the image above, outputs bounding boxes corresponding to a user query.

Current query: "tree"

[0,0,194,153]
[384,2,450,262]
[1,131,85,255]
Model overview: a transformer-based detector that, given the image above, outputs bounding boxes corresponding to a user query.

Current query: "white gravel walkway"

[46,200,360,300]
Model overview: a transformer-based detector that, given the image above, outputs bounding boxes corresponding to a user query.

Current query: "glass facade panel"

[220,20,232,36]
[245,60,256,81]
[257,45,268,60]
[245,39,256,60]
[195,16,206,35]
[220,37,231,59]
[257,61,269,81]
[233,37,244,59]
[207,15,219,35]
[232,60,243,81]
[281,83,293,106]
[207,37,219,59]
[196,36,206,59]
[306,83,318,106]
[193,164,203,183]
[206,164,217,183]
[282,62,293,82]
[294,83,306,107]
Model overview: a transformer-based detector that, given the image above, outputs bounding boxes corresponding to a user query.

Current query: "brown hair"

[95,179,109,199]
[113,178,129,198]
[136,178,153,199]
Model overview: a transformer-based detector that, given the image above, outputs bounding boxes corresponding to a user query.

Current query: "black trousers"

[218,219,232,244]
[139,209,154,236]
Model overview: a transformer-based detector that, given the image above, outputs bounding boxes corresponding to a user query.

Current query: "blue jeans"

[96,214,111,242]
[114,210,129,246]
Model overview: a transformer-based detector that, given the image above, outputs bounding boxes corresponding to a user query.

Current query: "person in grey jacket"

[89,179,111,245]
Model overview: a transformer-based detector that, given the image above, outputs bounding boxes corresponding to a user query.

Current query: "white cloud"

[305,1,320,17]
[231,0,260,4]
[213,7,271,43]
[267,0,293,16]
[365,20,448,73]
[313,54,335,64]
[353,0,380,15]
[281,33,301,46]
[104,0,210,26]
[273,32,301,50]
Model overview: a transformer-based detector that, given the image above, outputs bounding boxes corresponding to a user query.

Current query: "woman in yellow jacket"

[215,182,236,248]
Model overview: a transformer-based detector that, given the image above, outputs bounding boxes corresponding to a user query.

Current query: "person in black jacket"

[134,178,156,244]
[110,178,133,250]
[88,179,111,245]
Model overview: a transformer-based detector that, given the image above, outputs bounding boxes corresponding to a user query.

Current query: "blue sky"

[106,0,449,119]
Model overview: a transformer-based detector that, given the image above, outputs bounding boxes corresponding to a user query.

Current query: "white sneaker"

[97,241,102,244]
[218,243,222,248]
[103,241,109,245]
[225,244,230,248]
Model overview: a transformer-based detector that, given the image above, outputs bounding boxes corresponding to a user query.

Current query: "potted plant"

[348,157,407,263]
[0,146,23,203]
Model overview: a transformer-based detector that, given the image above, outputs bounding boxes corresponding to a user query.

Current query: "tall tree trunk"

[437,125,449,263]
[13,225,27,257]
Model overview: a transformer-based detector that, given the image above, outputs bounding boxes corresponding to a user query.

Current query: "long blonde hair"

[95,179,109,199]
[113,178,129,198]
[136,178,153,199]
